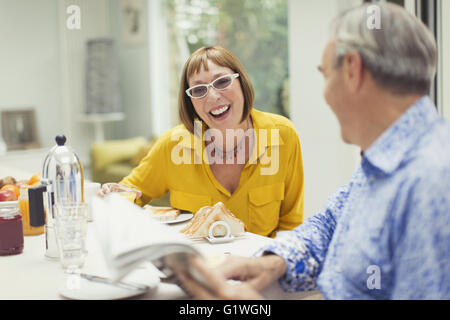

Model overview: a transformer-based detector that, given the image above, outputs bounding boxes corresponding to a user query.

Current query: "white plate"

[163,212,194,224]
[58,264,160,300]
[58,275,149,300]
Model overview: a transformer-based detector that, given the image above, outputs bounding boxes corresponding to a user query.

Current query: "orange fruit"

[28,173,41,186]
[0,184,20,198]
[15,180,28,188]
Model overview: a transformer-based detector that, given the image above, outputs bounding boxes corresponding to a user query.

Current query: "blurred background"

[0,0,449,219]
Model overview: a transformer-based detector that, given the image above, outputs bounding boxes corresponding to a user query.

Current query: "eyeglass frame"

[185,73,240,99]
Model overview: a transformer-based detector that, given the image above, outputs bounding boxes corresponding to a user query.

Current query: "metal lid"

[42,135,83,182]
[0,202,20,219]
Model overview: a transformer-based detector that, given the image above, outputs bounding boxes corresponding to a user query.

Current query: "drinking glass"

[54,203,88,273]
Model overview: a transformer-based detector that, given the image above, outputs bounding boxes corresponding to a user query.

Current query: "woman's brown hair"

[178,46,255,134]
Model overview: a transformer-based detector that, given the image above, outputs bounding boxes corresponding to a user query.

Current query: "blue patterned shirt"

[261,96,450,299]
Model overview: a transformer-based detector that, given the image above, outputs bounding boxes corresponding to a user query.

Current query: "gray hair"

[332,2,437,95]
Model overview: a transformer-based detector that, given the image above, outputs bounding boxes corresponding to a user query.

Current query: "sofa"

[90,136,171,207]
[90,136,151,184]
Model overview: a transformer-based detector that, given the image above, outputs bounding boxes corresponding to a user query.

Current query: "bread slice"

[145,206,180,222]
[179,205,212,234]
[180,202,246,238]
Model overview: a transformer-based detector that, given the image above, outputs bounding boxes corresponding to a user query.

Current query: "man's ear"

[343,51,364,93]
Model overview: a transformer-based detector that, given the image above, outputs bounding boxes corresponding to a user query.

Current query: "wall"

[0,0,112,165]
[109,0,153,140]
[0,0,63,150]
[57,0,112,165]
[147,0,174,138]
[0,0,154,170]
[288,0,361,219]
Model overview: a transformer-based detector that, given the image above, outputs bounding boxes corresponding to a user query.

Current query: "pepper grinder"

[29,135,85,259]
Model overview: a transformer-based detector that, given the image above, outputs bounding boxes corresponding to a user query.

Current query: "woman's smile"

[209,104,231,119]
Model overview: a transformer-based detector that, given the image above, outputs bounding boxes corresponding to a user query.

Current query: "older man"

[179,3,450,299]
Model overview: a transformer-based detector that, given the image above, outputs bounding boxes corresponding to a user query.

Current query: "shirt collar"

[363,96,439,175]
[180,109,285,159]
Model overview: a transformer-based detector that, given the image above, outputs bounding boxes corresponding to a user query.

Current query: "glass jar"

[0,202,24,256]
[19,186,44,236]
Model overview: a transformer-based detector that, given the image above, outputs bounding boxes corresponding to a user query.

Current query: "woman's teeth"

[210,105,230,117]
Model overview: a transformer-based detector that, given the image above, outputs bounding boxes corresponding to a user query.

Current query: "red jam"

[0,204,24,256]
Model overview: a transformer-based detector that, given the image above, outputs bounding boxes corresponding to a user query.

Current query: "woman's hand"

[97,183,143,199]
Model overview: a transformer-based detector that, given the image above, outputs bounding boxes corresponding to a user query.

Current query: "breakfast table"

[0,215,323,300]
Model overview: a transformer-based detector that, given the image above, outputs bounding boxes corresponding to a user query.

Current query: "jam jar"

[0,202,24,256]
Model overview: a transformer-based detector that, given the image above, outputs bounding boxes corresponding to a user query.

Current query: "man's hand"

[177,254,287,300]
[177,256,264,300]
[217,255,287,290]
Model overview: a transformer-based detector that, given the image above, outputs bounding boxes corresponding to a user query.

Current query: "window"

[164,0,290,117]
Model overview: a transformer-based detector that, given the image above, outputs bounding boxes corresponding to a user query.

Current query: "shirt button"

[335,266,342,273]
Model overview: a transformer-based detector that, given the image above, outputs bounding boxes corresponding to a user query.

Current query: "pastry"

[145,206,180,222]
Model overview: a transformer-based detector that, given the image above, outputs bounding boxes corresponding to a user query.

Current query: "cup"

[84,182,101,222]
[54,203,88,272]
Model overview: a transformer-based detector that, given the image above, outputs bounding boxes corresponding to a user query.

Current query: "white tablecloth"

[0,219,322,300]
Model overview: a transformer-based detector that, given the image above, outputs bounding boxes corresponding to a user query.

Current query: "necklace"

[207,118,253,163]
[214,132,247,161]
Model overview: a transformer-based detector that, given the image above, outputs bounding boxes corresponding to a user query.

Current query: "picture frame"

[1,109,40,151]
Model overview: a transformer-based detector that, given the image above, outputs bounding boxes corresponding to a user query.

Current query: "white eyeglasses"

[185,73,240,99]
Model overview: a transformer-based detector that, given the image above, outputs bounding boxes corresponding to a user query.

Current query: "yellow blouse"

[120,108,304,237]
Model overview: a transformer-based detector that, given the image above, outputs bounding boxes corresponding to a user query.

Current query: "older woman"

[99,46,304,237]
